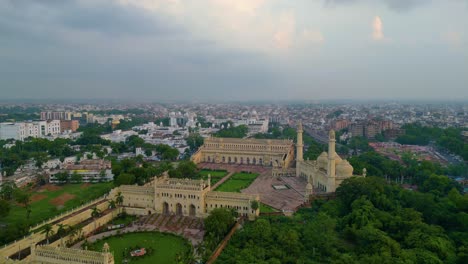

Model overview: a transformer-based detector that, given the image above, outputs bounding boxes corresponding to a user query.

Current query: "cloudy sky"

[1,0,467,102]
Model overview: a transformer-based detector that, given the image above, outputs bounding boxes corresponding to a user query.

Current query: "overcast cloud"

[0,0,467,101]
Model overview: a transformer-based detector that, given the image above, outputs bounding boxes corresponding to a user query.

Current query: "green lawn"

[199,169,228,185]
[90,232,191,264]
[260,203,279,213]
[5,182,113,227]
[214,172,258,192]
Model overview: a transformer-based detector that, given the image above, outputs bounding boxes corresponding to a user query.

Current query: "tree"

[108,200,116,209]
[33,152,48,169]
[0,181,17,200]
[70,171,83,184]
[42,224,54,244]
[115,192,124,207]
[115,173,136,186]
[187,133,204,151]
[91,206,101,219]
[0,199,10,218]
[250,200,259,211]
[204,208,236,242]
[91,207,101,232]
[170,161,198,179]
[54,172,70,184]
[14,189,32,219]
[420,174,461,196]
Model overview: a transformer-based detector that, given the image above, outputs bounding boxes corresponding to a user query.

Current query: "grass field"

[214,172,258,192]
[5,182,113,226]
[260,203,279,213]
[199,169,228,185]
[91,232,191,264]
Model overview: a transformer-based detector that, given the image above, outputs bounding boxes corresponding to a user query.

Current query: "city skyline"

[1,0,467,101]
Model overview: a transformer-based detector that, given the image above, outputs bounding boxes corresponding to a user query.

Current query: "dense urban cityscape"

[1,0,468,263]
[0,101,466,263]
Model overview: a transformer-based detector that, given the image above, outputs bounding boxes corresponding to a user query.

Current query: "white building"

[0,120,61,140]
[46,120,61,136]
[0,123,23,140]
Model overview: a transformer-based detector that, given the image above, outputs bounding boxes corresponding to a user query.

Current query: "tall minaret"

[326,129,337,192]
[327,129,336,178]
[297,121,304,162]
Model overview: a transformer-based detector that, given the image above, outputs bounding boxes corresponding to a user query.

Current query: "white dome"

[317,152,328,169]
[336,160,353,177]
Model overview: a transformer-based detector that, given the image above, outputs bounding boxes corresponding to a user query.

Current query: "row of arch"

[205,155,281,166]
[162,202,196,216]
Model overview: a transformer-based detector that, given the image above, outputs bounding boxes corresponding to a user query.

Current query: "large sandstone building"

[191,137,295,168]
[116,173,260,220]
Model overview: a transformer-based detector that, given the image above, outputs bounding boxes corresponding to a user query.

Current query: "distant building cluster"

[348,120,398,139]
[41,111,94,124]
[0,120,61,140]
[49,159,113,183]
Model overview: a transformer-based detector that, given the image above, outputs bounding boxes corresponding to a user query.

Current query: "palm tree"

[91,206,101,218]
[91,207,101,232]
[108,200,116,209]
[42,224,54,244]
[115,192,124,207]
[56,223,69,246]
[56,224,68,238]
[67,225,79,246]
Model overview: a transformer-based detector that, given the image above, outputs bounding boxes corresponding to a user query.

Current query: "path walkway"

[211,172,233,190]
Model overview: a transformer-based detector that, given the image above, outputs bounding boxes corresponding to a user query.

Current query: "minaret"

[327,130,336,192]
[296,121,304,162]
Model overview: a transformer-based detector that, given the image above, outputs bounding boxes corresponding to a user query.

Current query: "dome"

[336,160,353,177]
[317,152,328,169]
[306,182,313,190]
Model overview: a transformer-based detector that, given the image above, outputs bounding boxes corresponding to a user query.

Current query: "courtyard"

[214,172,259,192]
[89,232,191,264]
[198,163,308,212]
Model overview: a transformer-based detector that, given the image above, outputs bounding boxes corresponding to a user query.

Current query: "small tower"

[296,121,304,162]
[305,182,313,203]
[102,242,110,253]
[207,174,211,189]
[363,168,367,177]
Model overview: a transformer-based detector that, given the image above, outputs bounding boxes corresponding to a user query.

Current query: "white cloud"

[372,16,384,41]
[115,0,323,54]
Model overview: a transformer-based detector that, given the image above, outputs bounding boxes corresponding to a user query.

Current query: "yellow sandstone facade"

[116,173,260,220]
[191,137,295,168]
[29,244,114,264]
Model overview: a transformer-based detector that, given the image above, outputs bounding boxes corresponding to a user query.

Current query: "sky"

[0,0,467,102]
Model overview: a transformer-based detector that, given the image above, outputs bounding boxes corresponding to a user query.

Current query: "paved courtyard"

[198,163,307,212]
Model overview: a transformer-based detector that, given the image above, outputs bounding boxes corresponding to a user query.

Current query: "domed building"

[296,122,364,193]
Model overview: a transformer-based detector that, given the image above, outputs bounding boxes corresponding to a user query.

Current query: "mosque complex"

[2,122,365,264]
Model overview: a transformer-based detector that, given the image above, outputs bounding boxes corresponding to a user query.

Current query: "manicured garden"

[5,182,113,227]
[259,203,279,213]
[89,232,192,264]
[199,169,228,185]
[214,172,258,192]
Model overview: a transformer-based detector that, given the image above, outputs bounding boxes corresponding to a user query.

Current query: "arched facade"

[191,137,295,168]
[117,173,260,220]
